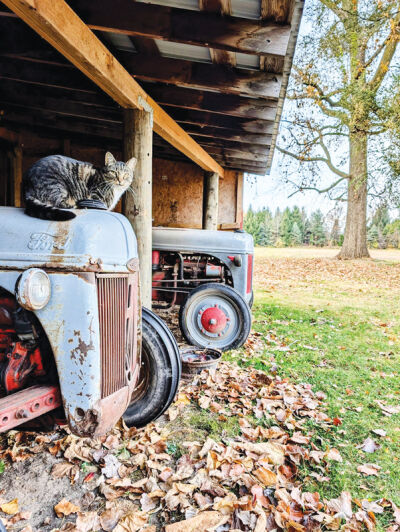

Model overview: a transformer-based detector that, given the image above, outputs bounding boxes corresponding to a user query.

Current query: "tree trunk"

[337,132,370,259]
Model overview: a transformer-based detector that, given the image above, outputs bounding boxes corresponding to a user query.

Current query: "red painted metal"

[4,342,45,392]
[246,254,253,294]
[227,255,235,261]
[0,384,61,432]
[201,306,227,333]
[97,273,138,399]
[152,270,166,301]
[152,250,160,270]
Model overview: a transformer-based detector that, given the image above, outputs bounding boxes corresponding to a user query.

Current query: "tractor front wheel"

[179,283,251,351]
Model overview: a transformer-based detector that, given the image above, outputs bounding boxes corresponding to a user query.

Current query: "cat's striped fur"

[23,152,136,221]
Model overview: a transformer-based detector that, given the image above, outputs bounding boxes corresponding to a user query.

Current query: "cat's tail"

[25,198,76,221]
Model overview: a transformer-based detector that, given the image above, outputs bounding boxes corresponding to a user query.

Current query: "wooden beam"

[70,0,291,57]
[2,0,223,176]
[203,172,219,230]
[144,84,277,120]
[199,0,236,67]
[198,138,269,155]
[261,0,296,24]
[13,145,22,207]
[202,146,269,162]
[118,51,281,99]
[123,109,153,308]
[0,87,122,123]
[184,126,272,145]
[235,172,244,228]
[167,108,274,134]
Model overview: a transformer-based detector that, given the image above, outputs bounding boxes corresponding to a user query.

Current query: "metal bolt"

[209,318,217,325]
[16,409,29,419]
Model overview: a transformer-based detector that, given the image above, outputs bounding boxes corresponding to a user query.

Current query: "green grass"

[226,251,400,523]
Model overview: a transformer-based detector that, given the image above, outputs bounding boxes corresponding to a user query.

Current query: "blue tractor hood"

[0,207,138,273]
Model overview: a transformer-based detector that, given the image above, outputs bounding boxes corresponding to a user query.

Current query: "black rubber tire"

[123,308,181,428]
[179,283,251,352]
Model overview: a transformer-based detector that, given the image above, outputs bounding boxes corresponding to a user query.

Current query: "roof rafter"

[1,0,224,175]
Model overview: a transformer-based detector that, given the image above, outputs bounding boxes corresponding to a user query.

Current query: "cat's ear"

[105,152,116,166]
[126,157,137,172]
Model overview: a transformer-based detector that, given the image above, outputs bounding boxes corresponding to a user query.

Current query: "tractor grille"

[96,273,137,398]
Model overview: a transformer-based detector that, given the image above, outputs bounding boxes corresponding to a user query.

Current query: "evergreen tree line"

[244,206,334,247]
[245,205,400,248]
[367,205,400,249]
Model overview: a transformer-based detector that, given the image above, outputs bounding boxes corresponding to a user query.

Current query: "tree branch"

[286,175,349,198]
[277,145,350,179]
[370,10,400,89]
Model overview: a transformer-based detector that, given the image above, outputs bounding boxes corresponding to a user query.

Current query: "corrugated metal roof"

[155,39,212,63]
[135,0,261,19]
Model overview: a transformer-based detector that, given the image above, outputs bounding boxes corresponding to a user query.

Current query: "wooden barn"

[0,0,303,304]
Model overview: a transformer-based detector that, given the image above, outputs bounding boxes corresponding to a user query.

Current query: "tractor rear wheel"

[123,308,181,428]
[179,283,251,351]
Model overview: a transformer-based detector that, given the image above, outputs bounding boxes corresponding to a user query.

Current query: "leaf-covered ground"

[0,247,399,531]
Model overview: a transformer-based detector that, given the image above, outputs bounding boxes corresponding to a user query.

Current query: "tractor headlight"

[16,268,51,310]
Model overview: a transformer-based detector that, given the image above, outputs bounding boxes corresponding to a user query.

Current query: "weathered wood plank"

[2,0,223,175]
[261,0,296,24]
[199,0,236,67]
[167,108,274,134]
[118,51,282,99]
[70,0,291,57]
[143,84,277,120]
[184,125,272,146]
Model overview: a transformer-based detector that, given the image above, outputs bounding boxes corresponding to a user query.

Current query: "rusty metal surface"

[0,207,141,437]
[0,207,138,273]
[97,273,138,399]
[152,226,254,303]
[0,384,61,432]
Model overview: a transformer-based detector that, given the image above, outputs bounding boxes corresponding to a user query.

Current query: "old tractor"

[0,207,181,436]
[152,227,253,351]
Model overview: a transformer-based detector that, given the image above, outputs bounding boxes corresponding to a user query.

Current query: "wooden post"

[123,108,153,309]
[203,171,219,230]
[13,145,23,207]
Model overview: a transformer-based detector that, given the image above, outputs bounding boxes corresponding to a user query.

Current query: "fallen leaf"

[0,499,18,515]
[54,499,81,517]
[254,467,278,486]
[357,464,381,476]
[113,511,148,532]
[360,437,380,453]
[327,491,353,519]
[101,454,121,479]
[76,511,101,532]
[165,511,225,532]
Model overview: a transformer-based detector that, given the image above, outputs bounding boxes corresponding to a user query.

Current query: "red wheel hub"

[201,306,227,334]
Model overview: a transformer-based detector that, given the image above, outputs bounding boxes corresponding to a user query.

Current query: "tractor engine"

[151,251,231,305]
[0,291,48,397]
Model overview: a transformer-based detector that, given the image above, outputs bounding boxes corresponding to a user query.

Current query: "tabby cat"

[23,152,136,221]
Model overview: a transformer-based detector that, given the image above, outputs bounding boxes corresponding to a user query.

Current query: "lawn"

[228,247,400,522]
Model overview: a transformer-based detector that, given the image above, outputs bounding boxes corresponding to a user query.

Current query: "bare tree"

[278,0,400,259]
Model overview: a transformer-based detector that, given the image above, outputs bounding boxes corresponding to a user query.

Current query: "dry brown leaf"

[100,508,123,531]
[76,511,101,532]
[327,491,353,519]
[0,499,18,515]
[357,464,381,476]
[254,467,278,486]
[8,511,32,524]
[51,461,79,479]
[165,511,224,532]
[54,499,81,517]
[113,511,147,532]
